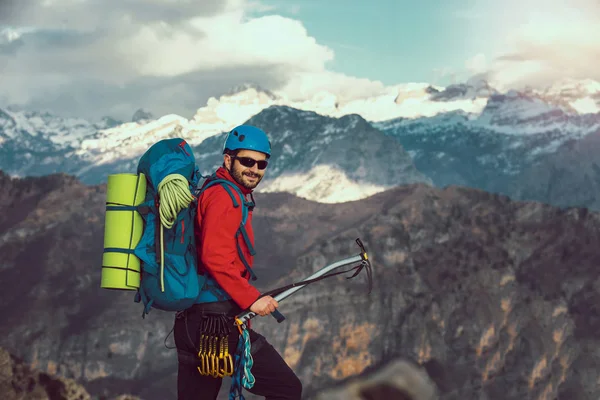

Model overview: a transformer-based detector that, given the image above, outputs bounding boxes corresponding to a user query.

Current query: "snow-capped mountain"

[0,108,119,179]
[189,78,600,125]
[191,80,490,123]
[0,108,117,150]
[193,106,432,203]
[1,78,599,206]
[428,77,498,102]
[0,103,430,203]
[373,89,600,207]
[534,78,600,114]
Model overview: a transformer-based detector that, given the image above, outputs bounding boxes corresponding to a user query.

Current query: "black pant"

[174,302,302,400]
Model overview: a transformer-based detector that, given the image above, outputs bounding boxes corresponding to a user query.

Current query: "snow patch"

[570,97,599,114]
[259,164,389,203]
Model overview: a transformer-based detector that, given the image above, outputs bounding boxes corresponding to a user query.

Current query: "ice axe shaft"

[235,253,366,325]
[272,254,363,303]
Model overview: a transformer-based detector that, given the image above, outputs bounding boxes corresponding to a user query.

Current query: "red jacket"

[195,166,261,309]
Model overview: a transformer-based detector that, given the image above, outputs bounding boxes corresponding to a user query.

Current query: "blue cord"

[229,325,255,399]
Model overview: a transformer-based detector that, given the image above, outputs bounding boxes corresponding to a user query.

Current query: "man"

[174,125,302,400]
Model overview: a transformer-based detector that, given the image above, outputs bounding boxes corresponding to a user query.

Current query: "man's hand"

[250,296,279,316]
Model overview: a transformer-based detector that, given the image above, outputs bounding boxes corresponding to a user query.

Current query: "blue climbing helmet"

[223,125,271,157]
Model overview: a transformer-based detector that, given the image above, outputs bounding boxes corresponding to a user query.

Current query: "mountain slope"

[374,91,600,209]
[254,184,600,400]
[1,172,599,400]
[194,106,432,202]
[511,131,600,210]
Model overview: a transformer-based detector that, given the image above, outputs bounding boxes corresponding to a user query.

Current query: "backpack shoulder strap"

[198,176,285,321]
[198,176,257,281]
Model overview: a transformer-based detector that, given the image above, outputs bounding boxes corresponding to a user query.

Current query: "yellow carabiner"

[196,334,206,376]
[207,335,214,376]
[223,353,234,377]
[221,334,235,377]
[197,359,204,376]
[205,346,213,376]
[211,336,220,378]
[197,354,209,376]
[214,336,225,378]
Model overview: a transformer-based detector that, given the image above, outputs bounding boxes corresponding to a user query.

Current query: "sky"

[0,0,599,121]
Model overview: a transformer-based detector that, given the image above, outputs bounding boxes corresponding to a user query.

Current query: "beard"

[231,165,263,190]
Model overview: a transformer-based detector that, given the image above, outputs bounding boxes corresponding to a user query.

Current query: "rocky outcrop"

[252,184,600,400]
[0,346,141,400]
[314,359,438,400]
[1,172,599,399]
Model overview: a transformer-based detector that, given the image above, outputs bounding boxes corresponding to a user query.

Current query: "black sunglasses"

[233,156,269,170]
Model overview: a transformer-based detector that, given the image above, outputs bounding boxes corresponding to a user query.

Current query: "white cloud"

[278,70,385,104]
[123,13,333,77]
[461,0,600,90]
[465,53,487,75]
[0,0,381,121]
[3,0,597,122]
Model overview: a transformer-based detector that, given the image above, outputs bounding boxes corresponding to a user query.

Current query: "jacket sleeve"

[198,187,261,310]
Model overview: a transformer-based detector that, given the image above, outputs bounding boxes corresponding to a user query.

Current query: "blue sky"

[0,0,598,120]
[254,0,483,86]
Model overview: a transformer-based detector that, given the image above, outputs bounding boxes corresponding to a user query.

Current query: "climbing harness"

[228,238,373,399]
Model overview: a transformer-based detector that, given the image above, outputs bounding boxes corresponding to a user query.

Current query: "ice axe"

[235,238,373,327]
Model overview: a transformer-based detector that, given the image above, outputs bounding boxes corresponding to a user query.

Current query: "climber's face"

[225,149,269,190]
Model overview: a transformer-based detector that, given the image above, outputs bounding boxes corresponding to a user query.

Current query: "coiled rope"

[157,173,194,292]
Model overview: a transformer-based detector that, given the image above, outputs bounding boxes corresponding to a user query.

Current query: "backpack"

[133,138,203,317]
[131,137,259,318]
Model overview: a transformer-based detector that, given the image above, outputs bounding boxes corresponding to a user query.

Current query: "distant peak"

[339,113,367,124]
[225,83,279,100]
[430,78,498,102]
[131,108,153,123]
[100,116,123,128]
[465,76,494,90]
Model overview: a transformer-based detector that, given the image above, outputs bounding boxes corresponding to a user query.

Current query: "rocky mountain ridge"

[1,171,599,399]
[196,106,432,202]
[1,105,432,203]
[2,77,600,207]
[374,95,600,210]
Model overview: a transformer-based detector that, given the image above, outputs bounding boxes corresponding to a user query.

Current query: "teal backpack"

[133,138,203,317]
[132,137,268,318]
